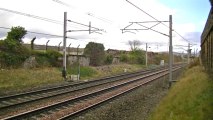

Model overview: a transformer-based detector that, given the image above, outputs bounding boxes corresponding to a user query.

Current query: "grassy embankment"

[0,68,62,95]
[150,66,213,120]
[0,63,144,95]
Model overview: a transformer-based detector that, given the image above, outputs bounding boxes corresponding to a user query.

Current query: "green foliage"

[0,52,29,68]
[119,50,145,65]
[0,26,30,68]
[104,54,113,64]
[150,66,213,120]
[66,66,97,78]
[0,39,30,68]
[0,68,62,95]
[32,50,62,67]
[153,53,168,65]
[84,42,105,66]
[46,50,62,66]
[32,51,50,66]
[6,26,27,43]
[129,50,145,64]
[120,54,129,62]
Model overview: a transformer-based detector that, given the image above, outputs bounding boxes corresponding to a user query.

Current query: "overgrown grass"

[0,68,62,95]
[0,64,145,96]
[150,66,213,120]
[66,66,97,79]
[90,63,145,78]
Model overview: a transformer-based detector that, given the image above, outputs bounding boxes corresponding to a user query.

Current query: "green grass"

[149,66,213,120]
[0,64,145,96]
[66,66,97,79]
[0,68,62,95]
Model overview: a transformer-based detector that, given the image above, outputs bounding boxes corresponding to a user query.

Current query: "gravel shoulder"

[73,75,170,120]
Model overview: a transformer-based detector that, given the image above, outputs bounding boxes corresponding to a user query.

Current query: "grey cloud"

[184,32,201,44]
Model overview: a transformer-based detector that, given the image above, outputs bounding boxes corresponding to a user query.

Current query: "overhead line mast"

[62,12,105,80]
[123,1,174,87]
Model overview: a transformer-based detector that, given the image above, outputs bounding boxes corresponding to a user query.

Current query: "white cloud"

[0,0,202,52]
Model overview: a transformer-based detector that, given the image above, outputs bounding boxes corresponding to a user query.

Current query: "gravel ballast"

[73,75,170,120]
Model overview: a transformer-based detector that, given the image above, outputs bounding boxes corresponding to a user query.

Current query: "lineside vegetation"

[150,66,213,120]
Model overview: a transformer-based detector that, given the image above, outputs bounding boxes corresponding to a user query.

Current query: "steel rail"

[2,66,182,120]
[0,66,167,110]
[60,67,182,120]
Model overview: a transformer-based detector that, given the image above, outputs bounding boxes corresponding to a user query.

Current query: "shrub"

[46,50,62,66]
[120,54,128,62]
[84,42,105,66]
[32,50,62,67]
[0,26,30,68]
[0,40,30,68]
[104,54,113,64]
[129,50,145,64]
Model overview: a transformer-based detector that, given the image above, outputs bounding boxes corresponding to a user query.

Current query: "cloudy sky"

[0,0,211,53]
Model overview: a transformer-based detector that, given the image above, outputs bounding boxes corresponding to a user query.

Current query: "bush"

[0,26,30,68]
[120,54,128,62]
[46,50,62,66]
[84,42,105,66]
[0,40,30,68]
[129,50,145,64]
[0,52,28,68]
[32,50,62,67]
[104,54,113,64]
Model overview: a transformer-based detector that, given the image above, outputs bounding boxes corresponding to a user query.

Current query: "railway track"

[0,65,184,119]
[0,66,166,111]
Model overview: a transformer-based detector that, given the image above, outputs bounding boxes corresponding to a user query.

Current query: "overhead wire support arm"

[122,28,149,31]
[67,20,100,30]
[126,0,169,28]
[121,30,136,34]
[144,22,161,29]
[135,22,169,37]
[67,29,103,32]
[67,20,105,34]
[121,21,169,36]
[126,0,188,43]
[123,22,134,29]
[130,21,169,23]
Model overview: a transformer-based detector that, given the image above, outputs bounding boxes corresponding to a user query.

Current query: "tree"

[128,40,142,51]
[129,50,145,64]
[84,42,105,66]
[6,26,27,43]
[0,26,29,68]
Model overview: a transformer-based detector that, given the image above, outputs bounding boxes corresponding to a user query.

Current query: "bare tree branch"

[128,40,142,51]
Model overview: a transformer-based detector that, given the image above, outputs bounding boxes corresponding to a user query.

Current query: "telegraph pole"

[61,12,104,80]
[77,45,80,80]
[169,15,173,86]
[187,43,190,64]
[62,12,67,79]
[146,43,148,67]
[46,40,50,51]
